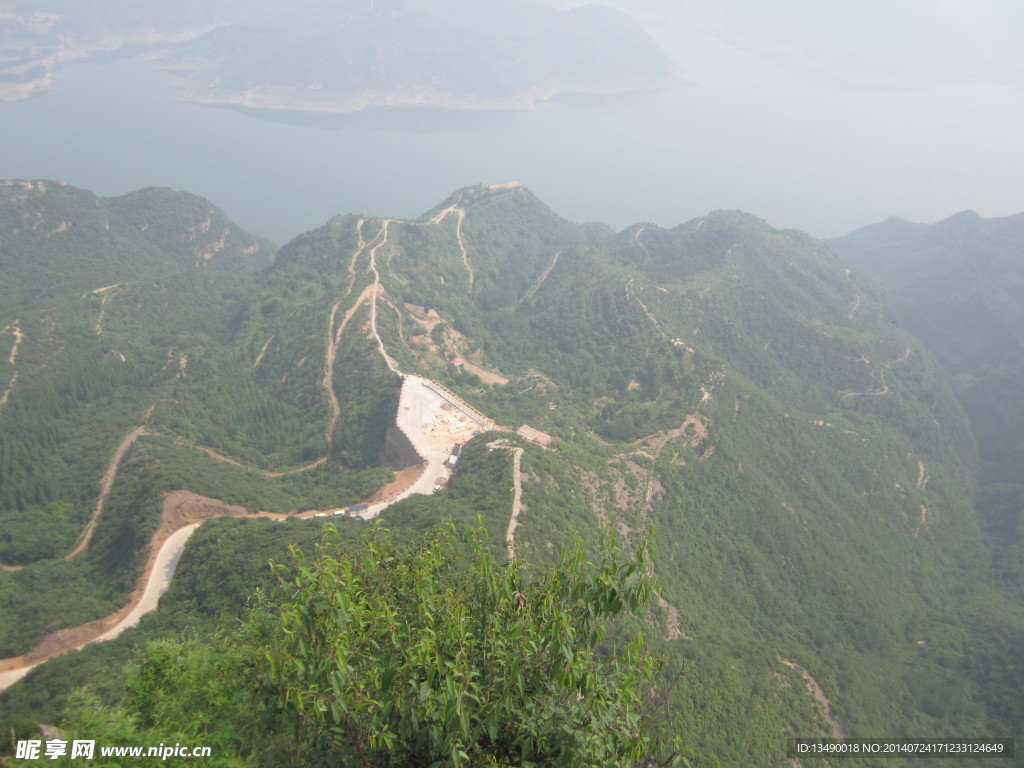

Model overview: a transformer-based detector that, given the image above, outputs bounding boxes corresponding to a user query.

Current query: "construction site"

[353,374,492,518]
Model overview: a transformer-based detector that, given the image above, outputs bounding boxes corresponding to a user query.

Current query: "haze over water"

[3,1,1023,245]
[7,58,703,245]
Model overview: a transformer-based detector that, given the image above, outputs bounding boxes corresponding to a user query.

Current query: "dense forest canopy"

[0,180,1020,766]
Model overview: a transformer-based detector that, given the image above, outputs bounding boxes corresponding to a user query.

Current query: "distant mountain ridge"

[830,212,1024,649]
[830,210,1024,482]
[0,179,273,313]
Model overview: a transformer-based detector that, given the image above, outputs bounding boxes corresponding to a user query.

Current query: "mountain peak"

[933,209,982,233]
[423,181,548,220]
[677,209,772,234]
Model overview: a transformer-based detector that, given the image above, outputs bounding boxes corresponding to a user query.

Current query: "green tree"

[19,524,708,767]
[257,522,686,768]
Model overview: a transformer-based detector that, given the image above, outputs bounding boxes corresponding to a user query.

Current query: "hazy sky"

[3,0,1023,242]
[583,0,1024,235]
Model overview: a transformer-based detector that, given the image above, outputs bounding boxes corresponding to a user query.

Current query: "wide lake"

[2,56,727,245]
[8,45,985,245]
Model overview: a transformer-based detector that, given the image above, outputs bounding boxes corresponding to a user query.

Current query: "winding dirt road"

[65,425,147,560]
[778,657,845,740]
[94,523,203,643]
[0,378,492,692]
[0,207,501,691]
[428,200,474,291]
[505,446,524,560]
[2,420,151,571]
[0,494,260,692]
[526,251,560,299]
[0,321,23,410]
[841,345,911,399]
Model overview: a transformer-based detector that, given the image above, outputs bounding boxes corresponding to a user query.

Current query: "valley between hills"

[1,198,515,688]
[0,179,1021,766]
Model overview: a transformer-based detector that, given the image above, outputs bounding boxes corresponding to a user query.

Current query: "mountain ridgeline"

[830,211,1024,486]
[0,181,1020,765]
[830,211,1024,670]
[0,180,273,313]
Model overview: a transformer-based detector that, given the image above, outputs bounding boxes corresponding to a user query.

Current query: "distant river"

[1,56,710,245]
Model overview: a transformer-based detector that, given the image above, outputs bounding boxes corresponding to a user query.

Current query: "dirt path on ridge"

[454,208,474,292]
[188,442,326,476]
[526,250,560,299]
[254,334,275,366]
[505,446,524,560]
[64,425,147,560]
[848,293,861,320]
[3,322,23,366]
[367,220,401,374]
[778,657,845,740]
[626,279,667,343]
[3,403,148,571]
[326,281,380,451]
[349,217,367,274]
[844,266,862,321]
[0,321,23,410]
[325,218,372,452]
[841,345,910,398]
[427,202,474,292]
[634,226,651,259]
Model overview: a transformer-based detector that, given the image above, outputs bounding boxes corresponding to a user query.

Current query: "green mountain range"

[830,211,1024,485]
[830,212,1024,665]
[0,181,1020,766]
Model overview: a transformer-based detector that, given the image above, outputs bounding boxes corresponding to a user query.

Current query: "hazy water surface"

[2,58,713,244]
[6,51,1020,245]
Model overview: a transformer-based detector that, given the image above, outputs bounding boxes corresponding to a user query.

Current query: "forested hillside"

[1,181,1020,766]
[831,212,1024,614]
[0,180,387,653]
[830,211,1024,482]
